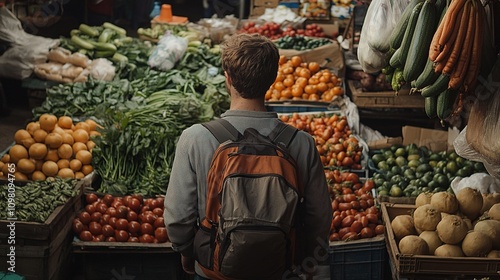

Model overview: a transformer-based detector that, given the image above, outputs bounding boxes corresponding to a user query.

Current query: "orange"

[69,159,83,172]
[44,149,59,162]
[57,144,73,159]
[45,133,63,149]
[76,150,92,165]
[42,161,58,177]
[33,129,48,143]
[31,171,46,181]
[81,164,93,176]
[57,116,73,129]
[72,142,88,154]
[26,122,40,136]
[39,114,57,132]
[73,129,89,143]
[74,122,90,133]
[290,56,302,67]
[9,144,28,164]
[29,143,48,160]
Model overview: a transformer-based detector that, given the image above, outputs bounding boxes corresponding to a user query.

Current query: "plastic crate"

[329,235,388,280]
[381,203,500,279]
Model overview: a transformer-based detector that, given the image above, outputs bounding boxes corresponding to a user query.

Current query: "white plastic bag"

[148,32,188,71]
[450,172,500,194]
[89,58,116,81]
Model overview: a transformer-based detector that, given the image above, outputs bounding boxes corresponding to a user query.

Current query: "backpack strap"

[202,118,240,144]
[269,123,299,149]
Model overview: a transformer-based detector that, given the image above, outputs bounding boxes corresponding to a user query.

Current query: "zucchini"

[436,89,458,120]
[89,41,117,52]
[403,0,438,83]
[420,73,450,97]
[389,0,425,49]
[71,35,95,50]
[397,1,424,70]
[111,52,129,63]
[70,29,80,37]
[414,58,440,89]
[95,50,114,58]
[424,95,438,118]
[79,23,99,37]
[98,28,115,43]
[102,22,127,36]
[389,48,403,68]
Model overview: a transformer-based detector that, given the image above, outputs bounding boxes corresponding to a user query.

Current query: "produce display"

[0,114,99,181]
[383,0,496,121]
[0,178,79,222]
[136,24,190,41]
[238,21,328,40]
[325,170,385,241]
[371,144,485,198]
[280,113,363,169]
[274,36,332,51]
[34,47,92,83]
[266,55,343,102]
[389,190,500,258]
[72,193,169,243]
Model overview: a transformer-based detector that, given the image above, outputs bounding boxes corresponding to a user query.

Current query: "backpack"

[193,118,304,280]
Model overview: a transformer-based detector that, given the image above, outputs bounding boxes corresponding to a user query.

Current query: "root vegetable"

[488,203,500,221]
[461,230,492,257]
[414,204,441,231]
[481,193,500,215]
[487,250,500,258]
[431,192,458,214]
[399,235,429,255]
[456,187,483,221]
[434,244,465,257]
[391,215,416,240]
[474,220,500,249]
[436,215,468,244]
[419,231,442,255]
[415,192,433,208]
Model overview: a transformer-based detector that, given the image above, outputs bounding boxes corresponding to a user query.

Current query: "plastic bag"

[450,172,500,194]
[89,58,116,81]
[148,32,188,71]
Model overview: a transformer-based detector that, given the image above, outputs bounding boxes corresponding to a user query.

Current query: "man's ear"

[224,71,231,85]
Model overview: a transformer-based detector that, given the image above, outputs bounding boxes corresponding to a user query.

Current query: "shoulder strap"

[269,123,299,149]
[202,118,240,144]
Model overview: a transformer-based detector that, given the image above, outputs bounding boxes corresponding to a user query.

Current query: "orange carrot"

[442,0,472,75]
[438,0,468,47]
[463,0,484,92]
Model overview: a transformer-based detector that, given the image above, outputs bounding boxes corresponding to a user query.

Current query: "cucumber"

[98,28,115,43]
[403,0,438,83]
[389,0,425,49]
[420,74,450,97]
[103,22,127,36]
[111,52,129,63]
[95,50,114,58]
[424,95,438,118]
[414,58,440,89]
[436,89,458,120]
[79,23,99,37]
[71,35,95,50]
[389,48,404,69]
[397,1,424,70]
[89,41,117,52]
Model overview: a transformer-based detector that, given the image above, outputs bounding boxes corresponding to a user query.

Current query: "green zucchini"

[403,0,438,83]
[424,95,438,118]
[79,23,99,37]
[71,35,95,50]
[111,52,129,63]
[89,41,117,52]
[397,1,424,70]
[70,29,80,37]
[389,0,425,49]
[95,50,115,58]
[389,48,404,69]
[420,73,450,97]
[414,58,440,89]
[98,28,115,43]
[436,89,458,120]
[103,22,127,36]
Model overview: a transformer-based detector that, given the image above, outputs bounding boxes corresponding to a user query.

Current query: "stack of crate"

[250,0,280,17]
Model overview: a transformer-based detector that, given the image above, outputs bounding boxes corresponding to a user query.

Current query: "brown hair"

[221,33,279,99]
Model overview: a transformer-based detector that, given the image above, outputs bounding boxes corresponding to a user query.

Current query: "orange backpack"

[193,119,304,280]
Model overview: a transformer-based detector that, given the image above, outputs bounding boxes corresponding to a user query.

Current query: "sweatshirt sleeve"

[164,130,199,257]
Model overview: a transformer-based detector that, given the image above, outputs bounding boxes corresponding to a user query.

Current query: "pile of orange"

[0,114,101,181]
[265,55,343,102]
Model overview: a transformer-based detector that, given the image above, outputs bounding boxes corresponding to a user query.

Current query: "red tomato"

[106,236,116,242]
[122,195,132,207]
[329,233,340,242]
[72,219,84,234]
[102,194,114,206]
[374,225,385,235]
[341,216,355,228]
[366,213,378,224]
[139,234,154,243]
[331,199,339,211]
[140,223,154,235]
[131,194,143,204]
[156,197,165,208]
[116,205,128,219]
[128,221,141,234]
[155,227,169,243]
[342,232,359,241]
[115,230,129,242]
[108,217,117,228]
[350,221,363,234]
[350,201,360,210]
[115,218,129,231]
[343,194,356,203]
[359,199,368,210]
[360,216,369,228]
[93,234,105,242]
[127,210,138,222]
[79,211,91,225]
[86,193,98,204]
[142,213,156,225]
[90,212,102,222]
[96,203,108,214]
[338,203,352,211]
[106,207,117,217]
[141,205,151,213]
[129,198,141,213]
[79,230,93,241]
[128,236,140,243]
[332,215,342,228]
[89,221,102,235]
[360,227,373,239]
[152,207,163,217]
[102,224,114,237]
[150,199,162,210]
[111,199,122,209]
[154,217,165,229]
[100,214,111,226]
[85,204,96,214]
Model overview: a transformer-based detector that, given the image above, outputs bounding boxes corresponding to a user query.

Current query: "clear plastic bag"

[147,32,188,71]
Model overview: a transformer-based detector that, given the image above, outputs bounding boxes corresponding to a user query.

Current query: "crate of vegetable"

[348,80,424,109]
[381,195,500,280]
[0,178,84,280]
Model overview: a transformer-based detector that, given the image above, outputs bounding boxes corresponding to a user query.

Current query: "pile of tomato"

[238,21,329,40]
[266,55,343,102]
[72,193,169,243]
[324,170,385,242]
[280,113,363,169]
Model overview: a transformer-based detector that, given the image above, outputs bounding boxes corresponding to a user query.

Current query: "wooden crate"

[348,80,425,109]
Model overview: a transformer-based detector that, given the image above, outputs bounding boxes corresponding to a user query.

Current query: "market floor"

[0,106,33,153]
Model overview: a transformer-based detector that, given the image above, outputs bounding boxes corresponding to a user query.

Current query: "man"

[164,33,331,279]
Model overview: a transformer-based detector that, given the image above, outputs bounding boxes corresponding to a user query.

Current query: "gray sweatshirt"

[164,110,332,274]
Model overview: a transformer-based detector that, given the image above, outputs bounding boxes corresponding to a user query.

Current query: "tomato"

[131,194,143,204]
[366,213,378,224]
[89,221,102,235]
[72,219,84,234]
[116,205,128,219]
[111,199,122,209]
[374,225,385,235]
[115,218,128,231]
[141,205,151,213]
[139,234,154,243]
[129,198,141,213]
[105,236,116,242]
[155,227,169,243]
[85,204,96,214]
[344,172,359,184]
[79,211,91,225]
[140,223,154,235]
[343,194,356,203]
[128,221,141,234]
[342,232,359,241]
[360,227,374,239]
[90,211,102,222]
[100,214,111,226]
[108,217,117,228]
[122,195,132,207]
[128,236,140,243]
[367,199,375,207]
[363,180,375,192]
[115,230,129,242]
[157,197,165,208]
[152,207,163,217]
[144,198,154,208]
[102,194,114,206]
[338,203,352,211]
[102,224,114,237]
[329,233,340,242]
[341,216,355,228]
[154,217,165,229]
[332,215,342,228]
[350,221,363,234]
[127,210,138,222]
[142,213,156,225]
[96,203,108,214]
[365,206,378,215]
[359,199,368,210]
[86,193,98,204]
[331,199,339,211]
[350,201,360,210]
[79,230,93,241]
[93,234,105,242]
[106,207,117,217]
[360,216,369,228]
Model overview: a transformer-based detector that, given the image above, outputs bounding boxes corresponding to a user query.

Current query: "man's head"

[221,33,279,99]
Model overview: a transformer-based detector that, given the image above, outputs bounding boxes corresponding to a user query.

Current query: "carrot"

[434,23,460,63]
[434,60,447,73]
[463,0,484,92]
[442,0,472,75]
[429,19,446,61]
[438,0,468,47]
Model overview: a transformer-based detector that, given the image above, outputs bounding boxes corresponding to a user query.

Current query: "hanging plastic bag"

[148,31,188,71]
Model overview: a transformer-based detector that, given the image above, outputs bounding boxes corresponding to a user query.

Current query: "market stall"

[0,0,499,279]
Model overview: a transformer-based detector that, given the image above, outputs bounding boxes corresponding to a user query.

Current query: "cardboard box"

[253,0,280,7]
